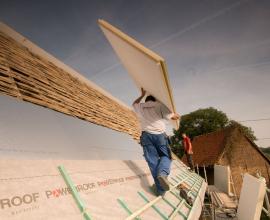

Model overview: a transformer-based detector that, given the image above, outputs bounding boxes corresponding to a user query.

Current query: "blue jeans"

[140,131,172,195]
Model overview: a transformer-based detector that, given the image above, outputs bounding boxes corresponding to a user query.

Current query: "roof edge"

[245,135,270,165]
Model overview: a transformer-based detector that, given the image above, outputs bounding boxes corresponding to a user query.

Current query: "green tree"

[174,107,229,139]
[171,107,257,158]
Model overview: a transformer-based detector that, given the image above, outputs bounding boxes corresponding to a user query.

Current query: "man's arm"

[132,88,146,106]
[187,139,193,154]
[160,103,180,121]
[170,113,180,120]
[183,139,187,152]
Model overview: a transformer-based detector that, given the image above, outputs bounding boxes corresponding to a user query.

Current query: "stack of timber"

[0,27,140,140]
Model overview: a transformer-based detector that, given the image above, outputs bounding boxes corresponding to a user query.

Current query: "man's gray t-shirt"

[133,101,173,134]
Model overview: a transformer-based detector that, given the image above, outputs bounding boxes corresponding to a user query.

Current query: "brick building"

[182,126,270,196]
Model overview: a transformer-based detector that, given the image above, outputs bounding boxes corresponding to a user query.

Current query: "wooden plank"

[125,176,189,220]
[58,165,92,220]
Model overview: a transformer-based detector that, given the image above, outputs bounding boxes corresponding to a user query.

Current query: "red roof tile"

[182,128,231,166]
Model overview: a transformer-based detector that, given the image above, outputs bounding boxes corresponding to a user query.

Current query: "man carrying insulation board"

[133,88,180,196]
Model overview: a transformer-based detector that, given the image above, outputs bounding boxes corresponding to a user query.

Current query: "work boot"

[158,191,166,197]
[150,184,165,197]
[149,184,158,196]
[157,176,170,191]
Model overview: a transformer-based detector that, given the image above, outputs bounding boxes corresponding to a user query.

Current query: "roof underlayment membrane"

[0,159,206,219]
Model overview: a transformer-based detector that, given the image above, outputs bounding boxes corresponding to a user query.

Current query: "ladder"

[229,169,238,202]
[262,188,270,218]
[201,165,212,219]
[118,160,205,220]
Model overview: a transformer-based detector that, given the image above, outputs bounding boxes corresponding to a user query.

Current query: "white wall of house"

[214,165,231,194]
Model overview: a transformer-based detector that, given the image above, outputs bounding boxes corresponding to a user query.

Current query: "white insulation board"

[99,20,177,121]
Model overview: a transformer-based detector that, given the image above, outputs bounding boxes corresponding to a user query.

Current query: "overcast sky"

[0,0,270,147]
